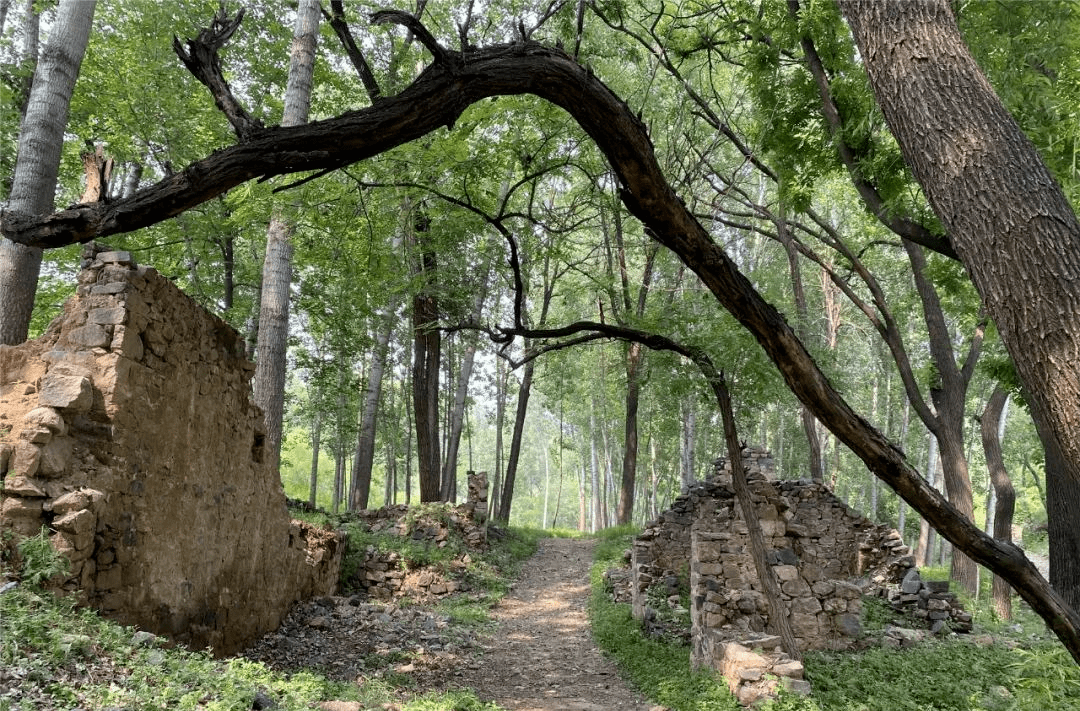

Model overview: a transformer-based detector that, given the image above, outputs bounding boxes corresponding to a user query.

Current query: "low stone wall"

[1,245,341,654]
[630,446,918,703]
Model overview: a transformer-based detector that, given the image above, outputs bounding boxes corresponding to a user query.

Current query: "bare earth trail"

[449,537,655,711]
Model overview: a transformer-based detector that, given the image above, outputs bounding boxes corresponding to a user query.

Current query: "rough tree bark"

[839,0,1080,509]
[0,0,94,345]
[252,0,319,472]
[4,14,1080,661]
[410,212,441,503]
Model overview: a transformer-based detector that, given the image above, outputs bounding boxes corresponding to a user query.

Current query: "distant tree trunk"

[351,307,395,511]
[777,210,824,483]
[0,0,94,345]
[981,386,1015,620]
[442,269,490,501]
[498,358,534,522]
[491,358,507,521]
[680,397,696,487]
[578,458,588,532]
[618,340,643,524]
[589,406,601,533]
[252,0,319,471]
[916,432,939,565]
[309,405,321,506]
[410,212,441,502]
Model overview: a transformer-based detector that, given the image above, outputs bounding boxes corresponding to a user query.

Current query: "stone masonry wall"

[0,245,341,655]
[631,447,914,660]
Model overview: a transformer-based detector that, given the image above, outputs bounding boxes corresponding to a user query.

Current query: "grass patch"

[588,529,1080,711]
[589,525,738,711]
[0,584,363,710]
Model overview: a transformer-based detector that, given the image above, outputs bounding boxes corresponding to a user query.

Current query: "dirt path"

[450,537,655,711]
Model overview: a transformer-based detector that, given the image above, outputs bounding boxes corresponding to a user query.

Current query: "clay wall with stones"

[631,447,914,662]
[0,245,341,655]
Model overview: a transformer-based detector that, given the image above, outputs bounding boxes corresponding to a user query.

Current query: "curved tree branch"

[172,7,263,141]
[787,0,957,260]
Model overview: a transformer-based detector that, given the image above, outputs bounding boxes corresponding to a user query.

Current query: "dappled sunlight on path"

[452,538,654,711]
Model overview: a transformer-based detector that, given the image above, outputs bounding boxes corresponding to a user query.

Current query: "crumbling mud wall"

[0,246,341,655]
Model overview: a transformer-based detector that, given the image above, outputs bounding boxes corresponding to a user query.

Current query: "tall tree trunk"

[0,0,94,345]
[410,211,441,503]
[351,304,396,511]
[680,397,696,488]
[981,386,1015,620]
[498,358,534,522]
[777,209,824,483]
[491,358,507,521]
[309,404,321,506]
[840,3,1080,598]
[252,0,319,471]
[618,340,643,523]
[589,406,601,533]
[578,458,588,533]
[916,432,939,566]
[441,264,491,501]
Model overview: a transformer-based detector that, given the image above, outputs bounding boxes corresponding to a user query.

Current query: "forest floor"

[429,537,656,711]
[243,537,658,710]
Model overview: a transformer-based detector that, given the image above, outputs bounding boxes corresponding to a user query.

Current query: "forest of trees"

[3,0,1080,659]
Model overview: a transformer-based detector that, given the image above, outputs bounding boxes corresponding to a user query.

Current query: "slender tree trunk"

[308,406,321,507]
[589,406,601,533]
[578,458,588,533]
[351,306,395,511]
[916,432,939,566]
[981,386,1015,620]
[252,0,319,471]
[491,359,507,521]
[441,271,489,501]
[713,372,801,660]
[618,340,643,523]
[681,397,696,488]
[0,0,94,345]
[498,358,534,522]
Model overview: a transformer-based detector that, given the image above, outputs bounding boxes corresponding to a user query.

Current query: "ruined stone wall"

[630,447,913,661]
[1,246,341,654]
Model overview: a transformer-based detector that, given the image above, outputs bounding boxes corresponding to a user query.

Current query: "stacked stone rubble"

[876,568,973,634]
[0,245,341,654]
[712,639,811,707]
[342,497,488,599]
[630,446,921,703]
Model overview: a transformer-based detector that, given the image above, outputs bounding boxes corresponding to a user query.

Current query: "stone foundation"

[0,245,341,654]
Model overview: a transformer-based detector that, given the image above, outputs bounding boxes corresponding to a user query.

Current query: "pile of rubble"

[875,568,973,635]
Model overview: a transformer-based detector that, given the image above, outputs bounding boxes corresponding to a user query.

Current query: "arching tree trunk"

[252,0,319,471]
[0,0,94,345]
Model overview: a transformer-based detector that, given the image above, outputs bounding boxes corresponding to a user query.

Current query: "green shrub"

[16,527,70,588]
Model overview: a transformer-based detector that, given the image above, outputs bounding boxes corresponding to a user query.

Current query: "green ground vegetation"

[0,512,536,711]
[588,527,1080,711]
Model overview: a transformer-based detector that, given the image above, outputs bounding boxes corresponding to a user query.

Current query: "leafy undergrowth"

[0,516,544,711]
[588,526,1080,711]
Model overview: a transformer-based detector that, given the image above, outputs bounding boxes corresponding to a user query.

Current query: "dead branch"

[172,7,263,141]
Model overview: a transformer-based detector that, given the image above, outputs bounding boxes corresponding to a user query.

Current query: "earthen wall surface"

[1,245,341,654]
